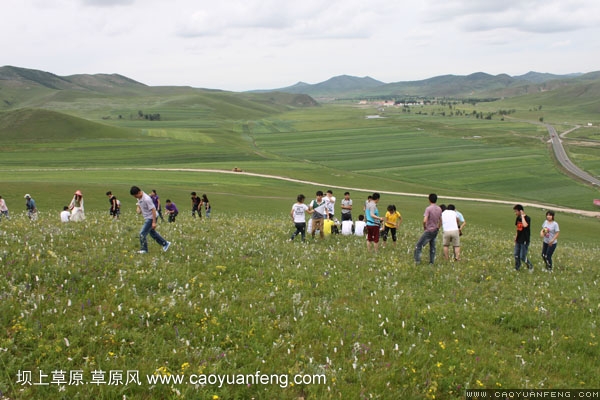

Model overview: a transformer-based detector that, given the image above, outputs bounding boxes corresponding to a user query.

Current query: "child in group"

[382,204,402,247]
[290,194,313,242]
[354,214,367,236]
[341,219,353,235]
[60,206,70,222]
[165,199,179,223]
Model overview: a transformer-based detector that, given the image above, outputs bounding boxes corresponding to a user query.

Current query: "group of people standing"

[1,186,562,268]
[513,205,560,272]
[290,190,403,251]
[290,190,560,271]
[413,194,559,271]
[2,188,213,256]
[413,193,466,264]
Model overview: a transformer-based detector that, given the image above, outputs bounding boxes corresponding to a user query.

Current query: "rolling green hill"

[0,108,138,141]
[0,66,598,213]
[0,65,146,92]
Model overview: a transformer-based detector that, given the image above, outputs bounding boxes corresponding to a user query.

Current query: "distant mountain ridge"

[261,71,593,99]
[253,75,385,97]
[1,65,598,103]
[0,65,319,115]
[0,65,146,92]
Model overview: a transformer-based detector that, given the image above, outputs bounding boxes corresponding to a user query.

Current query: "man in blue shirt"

[24,194,38,220]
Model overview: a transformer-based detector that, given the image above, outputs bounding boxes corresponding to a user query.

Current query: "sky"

[2,0,600,92]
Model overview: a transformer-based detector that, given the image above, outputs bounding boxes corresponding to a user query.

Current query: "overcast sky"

[2,0,599,91]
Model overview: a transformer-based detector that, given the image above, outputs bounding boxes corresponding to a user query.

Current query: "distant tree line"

[129,110,161,121]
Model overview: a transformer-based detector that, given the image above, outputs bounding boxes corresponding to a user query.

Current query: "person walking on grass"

[107,191,120,220]
[290,194,313,242]
[0,195,9,220]
[441,204,461,261]
[382,204,402,247]
[130,186,171,254]
[309,190,328,239]
[202,194,211,219]
[365,193,384,252]
[191,192,202,219]
[150,190,164,222]
[513,204,533,272]
[24,194,38,220]
[540,210,560,272]
[414,193,442,265]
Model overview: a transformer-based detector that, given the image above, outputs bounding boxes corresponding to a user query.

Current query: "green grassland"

[2,98,598,210]
[1,211,599,399]
[1,83,600,399]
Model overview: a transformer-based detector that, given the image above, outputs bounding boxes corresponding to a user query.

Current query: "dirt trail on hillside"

[133,167,600,218]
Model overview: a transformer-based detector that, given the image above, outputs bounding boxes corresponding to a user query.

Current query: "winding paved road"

[133,167,600,218]
[545,124,600,186]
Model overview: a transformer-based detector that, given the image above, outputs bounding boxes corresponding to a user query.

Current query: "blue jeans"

[514,242,532,270]
[139,219,167,252]
[542,242,557,269]
[414,229,439,264]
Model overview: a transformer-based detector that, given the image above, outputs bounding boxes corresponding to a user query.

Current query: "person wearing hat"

[69,190,85,221]
[24,194,38,220]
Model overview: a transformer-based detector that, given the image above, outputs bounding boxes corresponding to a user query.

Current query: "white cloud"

[80,0,135,6]
[1,0,599,90]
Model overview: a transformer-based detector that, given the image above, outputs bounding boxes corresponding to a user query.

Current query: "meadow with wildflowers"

[1,207,599,399]
[1,89,600,398]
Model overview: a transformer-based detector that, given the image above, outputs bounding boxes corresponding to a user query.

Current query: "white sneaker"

[163,242,171,252]
[137,250,148,254]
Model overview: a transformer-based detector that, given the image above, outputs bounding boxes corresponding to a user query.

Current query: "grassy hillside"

[1,67,600,399]
[0,210,598,399]
[0,108,138,142]
[1,67,599,212]
[1,103,599,210]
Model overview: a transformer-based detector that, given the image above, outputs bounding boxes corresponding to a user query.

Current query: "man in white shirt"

[130,186,171,254]
[324,190,336,220]
[441,204,461,261]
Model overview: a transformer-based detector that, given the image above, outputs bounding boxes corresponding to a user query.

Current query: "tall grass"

[1,211,599,399]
